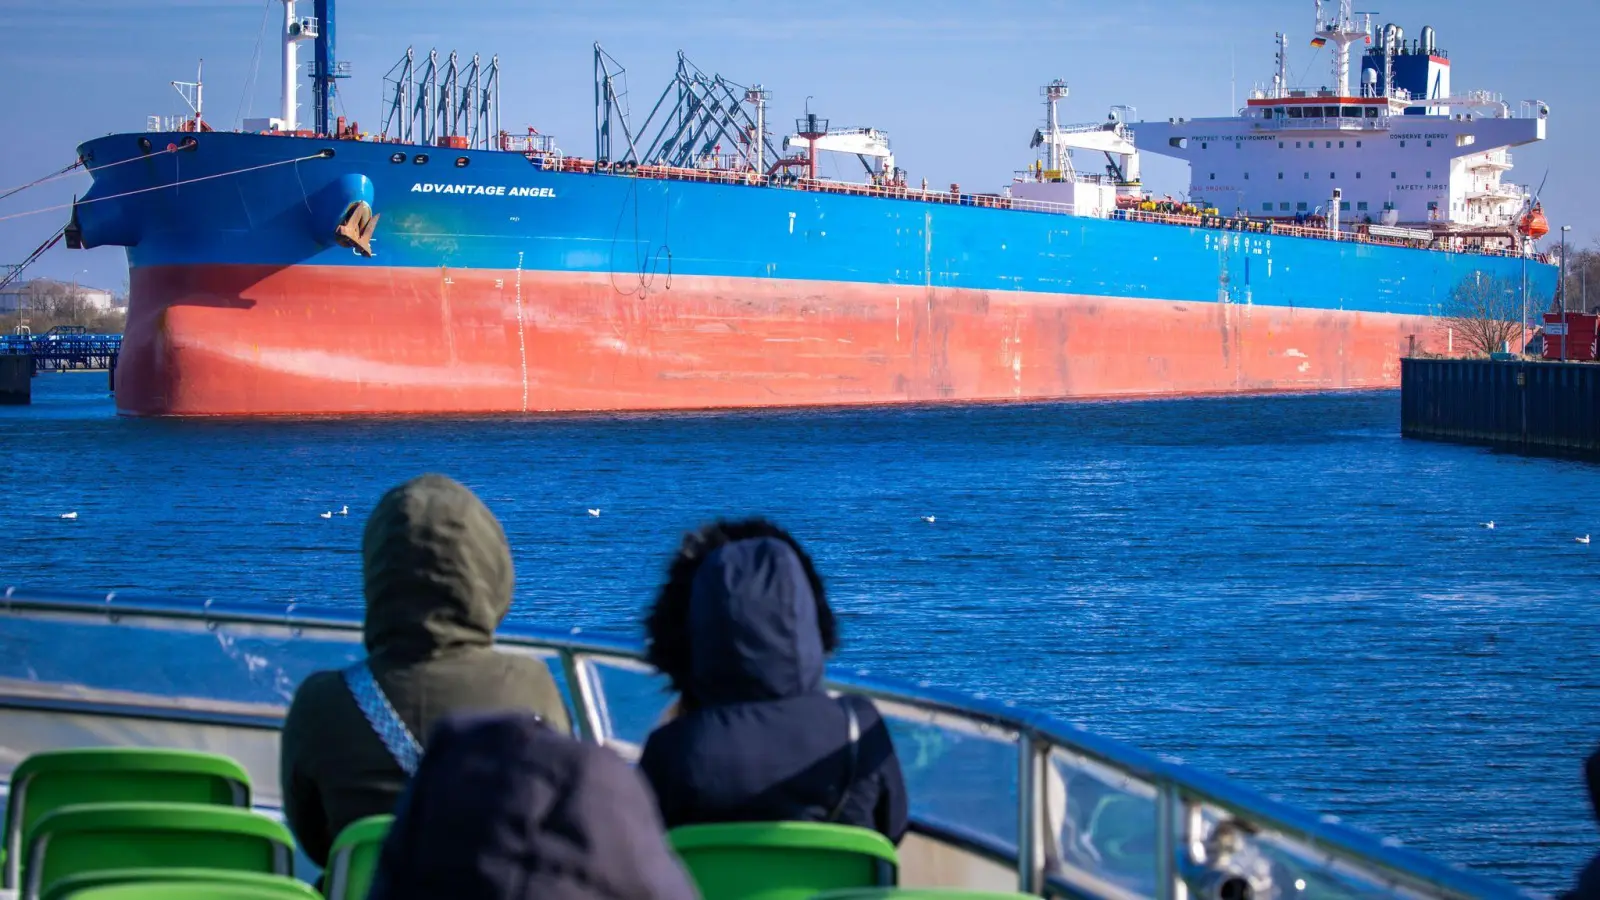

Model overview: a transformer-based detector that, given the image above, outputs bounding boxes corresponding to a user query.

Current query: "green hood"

[361,474,514,660]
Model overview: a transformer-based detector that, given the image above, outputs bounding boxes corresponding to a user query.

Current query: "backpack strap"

[342,661,423,776]
[825,695,862,823]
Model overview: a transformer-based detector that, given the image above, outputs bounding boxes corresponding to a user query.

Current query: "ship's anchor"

[335,201,380,257]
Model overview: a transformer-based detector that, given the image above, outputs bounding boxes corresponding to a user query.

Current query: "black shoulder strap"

[825,695,862,823]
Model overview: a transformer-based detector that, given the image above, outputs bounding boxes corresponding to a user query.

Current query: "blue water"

[3,372,1598,894]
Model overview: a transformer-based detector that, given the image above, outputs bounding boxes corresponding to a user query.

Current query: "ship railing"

[527,156,1538,263]
[1261,117,1389,132]
[0,588,1530,900]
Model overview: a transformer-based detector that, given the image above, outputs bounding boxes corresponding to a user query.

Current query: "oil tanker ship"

[64,0,1558,416]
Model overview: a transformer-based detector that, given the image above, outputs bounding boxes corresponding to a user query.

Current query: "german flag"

[1310,37,1327,48]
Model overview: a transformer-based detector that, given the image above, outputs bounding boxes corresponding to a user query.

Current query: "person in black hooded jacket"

[1562,744,1600,900]
[637,518,909,843]
[368,711,698,900]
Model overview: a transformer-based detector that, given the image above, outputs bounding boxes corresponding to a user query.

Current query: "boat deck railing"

[0,587,1532,900]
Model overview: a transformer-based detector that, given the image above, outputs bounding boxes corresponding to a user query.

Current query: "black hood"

[368,711,699,900]
[686,537,825,705]
[360,474,514,660]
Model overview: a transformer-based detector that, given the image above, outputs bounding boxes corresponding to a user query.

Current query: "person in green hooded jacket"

[280,474,571,868]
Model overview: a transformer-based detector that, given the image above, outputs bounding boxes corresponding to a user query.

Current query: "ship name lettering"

[409,183,556,198]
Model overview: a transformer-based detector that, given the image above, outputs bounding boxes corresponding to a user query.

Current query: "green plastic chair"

[812,883,1036,890]
[668,822,899,900]
[51,882,314,900]
[41,869,320,900]
[323,814,393,900]
[2,748,252,892]
[21,802,294,900]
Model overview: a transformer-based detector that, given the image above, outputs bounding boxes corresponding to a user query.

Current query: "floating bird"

[920,515,936,523]
[338,505,349,516]
[1480,521,1495,529]
[59,511,77,520]
[587,508,601,517]
[319,511,333,519]
[1578,535,1592,545]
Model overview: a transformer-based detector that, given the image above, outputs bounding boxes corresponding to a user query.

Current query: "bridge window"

[1340,201,1351,211]
[1263,202,1274,211]
[1365,107,1379,118]
[1297,202,1309,211]
[1280,202,1291,211]
[1357,201,1369,210]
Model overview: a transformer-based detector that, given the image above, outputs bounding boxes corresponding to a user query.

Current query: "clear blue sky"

[4,0,1596,294]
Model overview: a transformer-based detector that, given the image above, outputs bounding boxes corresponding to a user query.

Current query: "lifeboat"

[1518,204,1550,239]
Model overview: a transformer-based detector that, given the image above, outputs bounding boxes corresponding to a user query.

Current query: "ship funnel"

[1420,26,1436,55]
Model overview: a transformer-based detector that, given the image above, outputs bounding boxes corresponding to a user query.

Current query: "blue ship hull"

[70,132,1558,416]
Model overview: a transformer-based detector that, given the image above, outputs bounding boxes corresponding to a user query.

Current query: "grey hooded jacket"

[280,474,570,866]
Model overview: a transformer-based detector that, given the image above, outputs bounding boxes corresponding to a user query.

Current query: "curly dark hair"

[644,517,837,703]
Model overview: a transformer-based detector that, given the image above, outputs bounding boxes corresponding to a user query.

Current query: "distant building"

[0,279,121,314]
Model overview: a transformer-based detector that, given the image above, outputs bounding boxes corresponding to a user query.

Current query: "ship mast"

[279,0,318,132]
[1273,32,1288,99]
[1313,0,1371,96]
[1042,80,1068,172]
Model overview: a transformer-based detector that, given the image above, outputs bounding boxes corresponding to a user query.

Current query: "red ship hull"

[116,264,1439,417]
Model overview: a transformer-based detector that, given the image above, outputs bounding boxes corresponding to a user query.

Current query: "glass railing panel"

[575,653,673,758]
[1183,804,1428,900]
[0,605,361,715]
[1047,746,1161,900]
[876,697,1020,856]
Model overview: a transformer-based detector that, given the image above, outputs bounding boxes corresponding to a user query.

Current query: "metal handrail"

[0,587,1534,900]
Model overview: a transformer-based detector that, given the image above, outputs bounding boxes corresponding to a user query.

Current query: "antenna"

[1312,0,1372,96]
[1274,32,1289,98]
[172,59,204,130]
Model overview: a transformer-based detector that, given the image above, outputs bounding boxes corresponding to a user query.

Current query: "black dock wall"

[0,355,29,405]
[1401,358,1600,458]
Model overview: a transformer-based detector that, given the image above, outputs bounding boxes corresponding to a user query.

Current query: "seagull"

[1578,535,1591,545]
[920,515,936,523]
[587,508,601,517]
[1480,521,1495,529]
[319,511,333,519]
[338,505,349,516]
[59,511,77,520]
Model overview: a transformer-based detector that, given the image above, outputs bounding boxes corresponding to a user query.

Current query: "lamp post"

[1561,225,1571,361]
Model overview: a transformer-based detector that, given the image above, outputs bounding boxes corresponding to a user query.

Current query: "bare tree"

[1439,271,1524,358]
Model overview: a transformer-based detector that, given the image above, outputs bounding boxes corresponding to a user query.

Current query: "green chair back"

[41,869,319,900]
[668,822,899,900]
[324,814,393,900]
[50,882,315,900]
[3,748,251,891]
[812,883,1036,890]
[22,802,293,900]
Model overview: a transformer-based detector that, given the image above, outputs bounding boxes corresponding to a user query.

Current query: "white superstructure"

[1126,2,1546,249]
[1013,2,1548,251]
